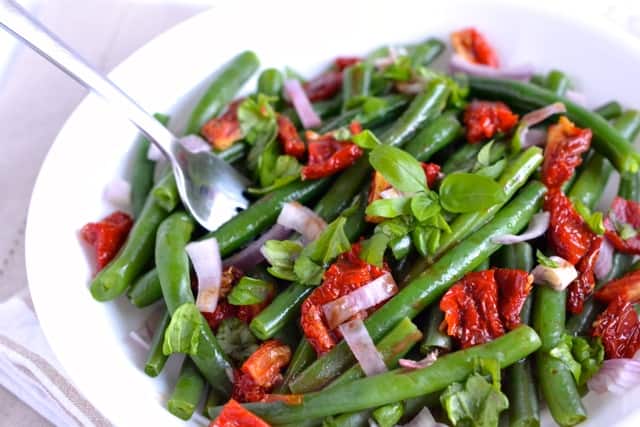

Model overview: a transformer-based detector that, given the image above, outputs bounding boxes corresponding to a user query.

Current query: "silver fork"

[0,0,250,231]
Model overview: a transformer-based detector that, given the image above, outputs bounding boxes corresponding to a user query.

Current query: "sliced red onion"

[178,135,211,153]
[147,143,163,161]
[520,127,548,149]
[277,202,327,243]
[398,350,438,370]
[186,237,222,313]
[104,178,131,208]
[323,273,398,329]
[339,318,387,377]
[594,238,614,280]
[588,358,640,394]
[521,102,566,127]
[223,224,292,271]
[284,79,322,129]
[449,54,534,81]
[493,212,550,244]
[395,81,426,95]
[380,187,404,199]
[566,89,587,107]
[531,256,577,291]
[401,407,448,427]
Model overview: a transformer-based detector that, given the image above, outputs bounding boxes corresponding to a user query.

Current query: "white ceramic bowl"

[26,0,640,425]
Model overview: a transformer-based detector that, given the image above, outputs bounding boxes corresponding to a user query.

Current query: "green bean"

[289,181,546,393]
[404,146,544,284]
[567,153,612,210]
[185,51,259,135]
[317,95,408,134]
[212,326,541,424]
[341,62,373,112]
[614,109,640,141]
[215,142,248,163]
[90,186,172,301]
[257,68,284,97]
[403,110,463,162]
[408,38,446,67]
[533,287,586,426]
[441,143,482,174]
[131,113,170,217]
[545,70,570,96]
[152,172,180,212]
[371,402,403,427]
[167,359,206,420]
[529,74,545,87]
[468,76,640,174]
[128,269,162,308]
[277,338,315,394]
[203,388,222,417]
[156,212,232,395]
[420,304,451,355]
[401,392,441,423]
[144,311,170,377]
[594,101,623,120]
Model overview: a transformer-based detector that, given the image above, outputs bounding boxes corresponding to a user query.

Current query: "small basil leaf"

[382,56,412,82]
[536,249,560,268]
[162,303,205,356]
[228,277,274,306]
[360,233,390,267]
[439,173,507,213]
[366,197,412,219]
[375,217,411,239]
[262,240,303,281]
[410,191,440,222]
[293,256,324,286]
[422,213,452,233]
[369,145,428,193]
[549,334,583,384]
[352,129,381,149]
[573,201,605,235]
[412,226,440,257]
[475,158,507,179]
[476,140,494,167]
[237,94,277,143]
[389,235,411,260]
[247,123,278,178]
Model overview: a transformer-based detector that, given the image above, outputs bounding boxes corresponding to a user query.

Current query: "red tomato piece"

[232,369,265,403]
[440,269,532,349]
[567,237,602,314]
[301,133,363,180]
[451,27,500,67]
[541,116,592,189]
[210,399,271,427]
[421,163,441,189]
[544,188,594,265]
[201,100,243,150]
[303,71,343,102]
[592,296,640,359]
[462,100,518,143]
[595,269,640,305]
[604,197,640,254]
[202,300,237,331]
[349,120,362,135]
[300,243,389,354]
[277,114,306,159]
[334,57,362,71]
[232,340,291,403]
[80,211,133,273]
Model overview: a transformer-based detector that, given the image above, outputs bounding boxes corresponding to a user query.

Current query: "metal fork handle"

[0,0,176,159]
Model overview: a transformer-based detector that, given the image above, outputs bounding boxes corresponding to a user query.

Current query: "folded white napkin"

[0,293,112,427]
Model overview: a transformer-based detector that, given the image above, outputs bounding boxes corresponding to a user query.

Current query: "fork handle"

[0,0,176,158]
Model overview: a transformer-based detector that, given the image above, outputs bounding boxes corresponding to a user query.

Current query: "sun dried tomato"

[349,120,362,135]
[303,71,343,102]
[277,114,306,159]
[220,266,244,298]
[421,163,441,188]
[592,296,640,359]
[260,394,303,405]
[440,269,532,349]
[451,27,500,67]
[232,369,265,403]
[80,211,133,273]
[202,300,237,331]
[301,132,363,180]
[301,243,389,354]
[232,340,291,403]
[567,237,602,314]
[211,399,271,427]
[544,188,594,265]
[604,197,640,255]
[541,116,592,189]
[463,100,518,143]
[595,269,640,305]
[201,99,243,150]
[334,56,362,71]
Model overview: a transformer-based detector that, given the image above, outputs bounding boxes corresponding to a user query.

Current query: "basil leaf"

[247,122,278,177]
[262,240,303,281]
[352,129,381,149]
[333,127,352,141]
[228,277,274,306]
[237,94,277,144]
[248,155,301,194]
[422,212,452,233]
[162,303,205,356]
[215,317,259,364]
[382,56,412,82]
[549,334,583,384]
[372,402,404,427]
[571,336,604,385]
[476,140,494,167]
[360,233,390,267]
[365,197,412,219]
[410,191,440,222]
[574,201,605,235]
[475,158,507,179]
[536,249,560,268]
[439,173,507,213]
[389,235,411,260]
[375,217,411,239]
[412,226,441,257]
[293,256,324,286]
[369,145,427,193]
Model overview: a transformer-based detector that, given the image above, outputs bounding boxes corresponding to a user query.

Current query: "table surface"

[1,0,640,425]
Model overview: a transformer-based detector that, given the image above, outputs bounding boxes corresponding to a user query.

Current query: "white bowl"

[25,0,640,425]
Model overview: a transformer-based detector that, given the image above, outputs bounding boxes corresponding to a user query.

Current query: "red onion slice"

[401,407,447,427]
[395,81,426,95]
[223,224,292,271]
[178,135,211,153]
[186,237,222,313]
[277,202,327,243]
[493,212,550,244]
[284,79,322,129]
[594,237,614,280]
[520,127,548,149]
[380,187,404,199]
[449,54,534,81]
[521,102,566,127]
[339,318,387,377]
[588,358,640,394]
[104,178,131,209]
[398,351,438,370]
[531,256,577,291]
[147,143,163,161]
[322,273,398,329]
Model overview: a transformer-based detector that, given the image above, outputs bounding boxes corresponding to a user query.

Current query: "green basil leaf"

[162,303,205,356]
[365,197,412,219]
[369,145,427,193]
[375,217,411,239]
[571,336,604,385]
[215,317,259,364]
[247,174,299,195]
[422,212,452,233]
[352,129,381,149]
[228,277,274,306]
[439,173,507,213]
[248,155,302,194]
[476,140,494,167]
[237,94,277,144]
[475,158,507,179]
[574,201,605,235]
[372,402,404,427]
[293,256,324,286]
[536,249,560,268]
[389,235,411,260]
[412,226,441,257]
[410,191,440,222]
[360,233,390,267]
[262,240,303,281]
[382,56,412,82]
[550,334,583,384]
[333,127,352,141]
[247,122,278,178]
